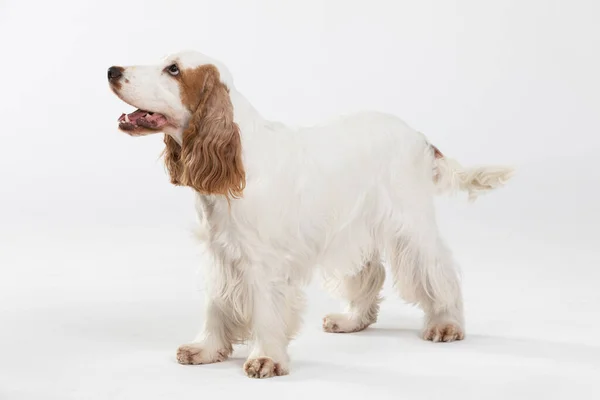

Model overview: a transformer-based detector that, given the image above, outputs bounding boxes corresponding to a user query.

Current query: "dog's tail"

[430,145,514,201]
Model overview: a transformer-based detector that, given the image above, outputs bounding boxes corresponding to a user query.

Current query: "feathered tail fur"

[432,147,514,201]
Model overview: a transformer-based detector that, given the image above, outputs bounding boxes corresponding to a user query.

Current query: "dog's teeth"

[124,114,130,122]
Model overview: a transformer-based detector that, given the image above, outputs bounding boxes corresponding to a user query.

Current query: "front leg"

[177,295,244,365]
[243,282,297,379]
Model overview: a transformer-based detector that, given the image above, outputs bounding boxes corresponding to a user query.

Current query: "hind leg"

[389,212,465,342]
[322,255,386,333]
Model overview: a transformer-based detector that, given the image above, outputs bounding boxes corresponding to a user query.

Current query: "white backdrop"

[1,1,599,399]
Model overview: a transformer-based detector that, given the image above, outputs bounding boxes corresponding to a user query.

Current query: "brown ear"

[162,134,184,185]
[179,66,245,198]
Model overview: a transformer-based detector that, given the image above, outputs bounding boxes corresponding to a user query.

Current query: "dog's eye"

[166,64,179,76]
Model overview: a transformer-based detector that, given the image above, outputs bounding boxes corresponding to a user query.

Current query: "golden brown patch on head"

[163,64,245,199]
[178,64,220,112]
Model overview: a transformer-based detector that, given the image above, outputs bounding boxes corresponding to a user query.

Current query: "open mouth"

[118,109,168,134]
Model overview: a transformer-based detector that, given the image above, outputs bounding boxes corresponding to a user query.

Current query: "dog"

[108,50,513,379]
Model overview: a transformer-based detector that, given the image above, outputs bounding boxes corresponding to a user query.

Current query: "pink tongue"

[145,113,167,125]
[118,110,168,128]
[136,113,168,129]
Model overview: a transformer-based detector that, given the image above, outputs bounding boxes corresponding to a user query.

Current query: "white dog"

[108,51,513,379]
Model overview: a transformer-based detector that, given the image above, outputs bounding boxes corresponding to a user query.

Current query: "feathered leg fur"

[323,254,386,333]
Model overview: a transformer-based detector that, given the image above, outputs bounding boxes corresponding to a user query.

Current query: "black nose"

[107,66,123,81]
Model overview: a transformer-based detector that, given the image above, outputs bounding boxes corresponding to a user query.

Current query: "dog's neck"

[230,87,267,133]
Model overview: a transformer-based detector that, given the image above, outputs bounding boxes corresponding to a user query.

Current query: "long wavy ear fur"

[162,135,183,185]
[165,65,245,198]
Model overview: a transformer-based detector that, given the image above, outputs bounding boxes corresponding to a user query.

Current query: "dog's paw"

[243,357,288,379]
[176,343,230,365]
[322,313,369,333]
[423,322,464,343]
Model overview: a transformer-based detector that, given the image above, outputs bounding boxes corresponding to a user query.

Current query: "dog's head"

[108,51,245,198]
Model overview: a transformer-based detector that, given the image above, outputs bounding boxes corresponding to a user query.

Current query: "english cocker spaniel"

[108,51,513,379]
